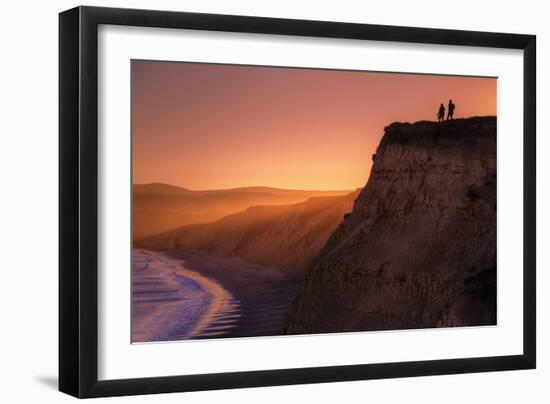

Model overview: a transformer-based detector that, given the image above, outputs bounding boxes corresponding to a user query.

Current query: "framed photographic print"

[59,6,536,398]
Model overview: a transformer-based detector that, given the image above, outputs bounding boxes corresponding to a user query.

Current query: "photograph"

[131,60,497,343]
[0,0,542,400]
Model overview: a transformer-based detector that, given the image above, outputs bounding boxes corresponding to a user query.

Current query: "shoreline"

[132,249,239,342]
[167,249,301,339]
[175,258,239,339]
[132,248,301,342]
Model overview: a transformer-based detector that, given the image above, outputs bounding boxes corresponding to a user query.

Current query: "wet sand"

[132,248,300,342]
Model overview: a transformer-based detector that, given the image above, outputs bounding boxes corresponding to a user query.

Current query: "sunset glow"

[132,61,496,190]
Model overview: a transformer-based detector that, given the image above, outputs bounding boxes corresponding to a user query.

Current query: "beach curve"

[132,249,240,342]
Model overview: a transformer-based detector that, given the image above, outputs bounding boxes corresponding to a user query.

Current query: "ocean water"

[132,249,240,342]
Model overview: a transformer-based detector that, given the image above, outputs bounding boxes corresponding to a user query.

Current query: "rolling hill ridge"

[138,189,360,279]
[133,183,352,240]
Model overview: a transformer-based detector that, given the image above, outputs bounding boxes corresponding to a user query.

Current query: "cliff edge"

[285,116,497,334]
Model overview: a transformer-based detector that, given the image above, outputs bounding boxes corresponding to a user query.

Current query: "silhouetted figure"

[437,103,445,123]
[447,99,455,120]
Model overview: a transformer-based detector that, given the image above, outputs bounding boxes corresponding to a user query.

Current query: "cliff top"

[380,116,496,149]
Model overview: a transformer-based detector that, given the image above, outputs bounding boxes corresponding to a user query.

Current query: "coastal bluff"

[285,116,497,334]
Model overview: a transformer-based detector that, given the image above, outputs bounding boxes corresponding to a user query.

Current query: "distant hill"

[137,190,361,279]
[134,183,350,196]
[133,183,352,241]
[134,183,192,196]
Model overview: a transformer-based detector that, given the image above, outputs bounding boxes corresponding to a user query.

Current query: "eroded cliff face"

[285,116,497,334]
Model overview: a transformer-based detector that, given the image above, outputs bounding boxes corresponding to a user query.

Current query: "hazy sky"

[132,60,496,190]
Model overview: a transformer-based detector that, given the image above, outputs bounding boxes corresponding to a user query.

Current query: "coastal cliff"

[285,116,497,333]
[138,190,359,280]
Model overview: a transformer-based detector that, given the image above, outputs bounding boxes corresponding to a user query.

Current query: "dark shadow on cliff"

[285,116,497,335]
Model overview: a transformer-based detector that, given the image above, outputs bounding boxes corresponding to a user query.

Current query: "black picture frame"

[59,5,536,398]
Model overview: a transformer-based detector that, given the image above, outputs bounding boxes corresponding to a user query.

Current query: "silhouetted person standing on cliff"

[447,99,455,120]
[437,103,445,123]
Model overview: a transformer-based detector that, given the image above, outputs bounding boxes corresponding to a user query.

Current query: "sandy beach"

[132,248,300,342]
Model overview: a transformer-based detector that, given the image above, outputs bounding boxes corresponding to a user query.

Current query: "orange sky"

[132,61,496,191]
